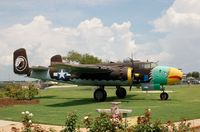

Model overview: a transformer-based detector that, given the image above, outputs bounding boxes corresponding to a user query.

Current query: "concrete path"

[0,118,200,132]
[174,118,200,131]
[0,120,87,132]
[0,120,64,132]
[0,120,18,127]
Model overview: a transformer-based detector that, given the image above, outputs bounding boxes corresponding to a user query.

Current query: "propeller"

[129,83,133,91]
[129,69,135,91]
[128,57,134,68]
[128,58,134,91]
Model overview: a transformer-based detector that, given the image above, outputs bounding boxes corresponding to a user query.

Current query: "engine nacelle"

[110,67,133,84]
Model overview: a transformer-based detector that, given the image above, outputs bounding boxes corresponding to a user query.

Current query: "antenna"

[129,52,134,68]
[131,52,133,61]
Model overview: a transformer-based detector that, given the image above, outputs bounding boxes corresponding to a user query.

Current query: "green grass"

[0,85,200,125]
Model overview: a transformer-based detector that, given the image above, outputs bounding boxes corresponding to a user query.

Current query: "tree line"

[63,50,200,79]
[186,71,200,79]
[62,50,102,64]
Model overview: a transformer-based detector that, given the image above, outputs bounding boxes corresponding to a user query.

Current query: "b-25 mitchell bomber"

[13,48,183,102]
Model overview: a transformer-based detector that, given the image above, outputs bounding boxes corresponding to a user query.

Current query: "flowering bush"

[89,113,113,132]
[83,113,126,132]
[83,115,93,130]
[21,111,34,132]
[61,111,78,132]
[11,109,191,132]
[11,111,56,132]
[133,109,191,132]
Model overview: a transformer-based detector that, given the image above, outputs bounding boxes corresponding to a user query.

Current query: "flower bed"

[0,98,39,107]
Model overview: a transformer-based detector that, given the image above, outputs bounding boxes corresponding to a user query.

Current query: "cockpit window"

[139,62,158,69]
[151,62,157,68]
[144,63,151,69]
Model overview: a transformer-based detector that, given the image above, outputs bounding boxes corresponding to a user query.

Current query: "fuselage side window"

[144,63,151,69]
[138,62,157,69]
[150,62,157,68]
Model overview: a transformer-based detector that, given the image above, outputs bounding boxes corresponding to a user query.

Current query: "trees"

[63,50,102,64]
[186,71,200,79]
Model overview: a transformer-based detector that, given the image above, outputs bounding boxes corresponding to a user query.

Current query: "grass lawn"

[0,84,200,125]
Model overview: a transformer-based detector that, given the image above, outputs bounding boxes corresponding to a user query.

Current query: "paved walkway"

[174,118,200,131]
[127,117,200,131]
[0,120,17,128]
[0,118,200,132]
[0,120,64,132]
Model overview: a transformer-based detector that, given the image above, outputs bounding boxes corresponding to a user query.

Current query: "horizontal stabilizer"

[31,66,49,71]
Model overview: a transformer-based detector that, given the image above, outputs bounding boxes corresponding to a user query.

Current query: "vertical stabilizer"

[13,48,30,75]
[50,55,62,65]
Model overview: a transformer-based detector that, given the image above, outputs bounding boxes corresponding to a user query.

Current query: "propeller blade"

[129,83,133,91]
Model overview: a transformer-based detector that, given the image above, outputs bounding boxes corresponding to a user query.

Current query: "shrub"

[5,84,38,100]
[0,86,6,98]
[83,115,93,130]
[21,111,34,132]
[89,113,113,132]
[62,112,78,132]
[86,113,126,132]
[11,109,192,132]
[133,109,191,132]
[11,111,57,132]
[0,92,4,98]
[178,119,191,131]
[27,85,39,100]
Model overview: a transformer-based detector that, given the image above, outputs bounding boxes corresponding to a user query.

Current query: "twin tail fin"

[13,48,30,75]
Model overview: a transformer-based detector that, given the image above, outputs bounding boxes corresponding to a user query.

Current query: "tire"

[116,87,127,99]
[94,88,107,102]
[160,92,168,100]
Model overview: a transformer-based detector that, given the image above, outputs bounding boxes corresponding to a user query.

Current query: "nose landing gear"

[160,86,169,100]
[160,92,169,100]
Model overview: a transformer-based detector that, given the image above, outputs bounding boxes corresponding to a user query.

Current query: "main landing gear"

[93,86,107,102]
[160,86,169,100]
[93,86,127,102]
[116,86,127,99]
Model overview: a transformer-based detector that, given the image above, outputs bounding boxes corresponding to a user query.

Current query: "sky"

[0,0,200,81]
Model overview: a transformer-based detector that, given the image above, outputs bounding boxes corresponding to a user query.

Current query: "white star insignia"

[58,69,66,79]
[53,69,71,80]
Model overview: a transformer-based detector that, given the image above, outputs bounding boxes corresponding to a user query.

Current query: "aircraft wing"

[51,63,112,74]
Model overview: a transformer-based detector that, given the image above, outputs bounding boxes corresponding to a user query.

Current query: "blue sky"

[0,0,174,42]
[1,0,200,81]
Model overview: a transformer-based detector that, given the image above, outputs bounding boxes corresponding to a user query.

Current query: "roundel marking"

[15,56,28,72]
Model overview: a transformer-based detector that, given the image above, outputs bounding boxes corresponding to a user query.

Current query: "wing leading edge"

[51,63,112,74]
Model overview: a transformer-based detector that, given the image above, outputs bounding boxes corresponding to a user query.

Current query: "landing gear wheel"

[94,88,107,102]
[116,87,127,99]
[160,92,168,100]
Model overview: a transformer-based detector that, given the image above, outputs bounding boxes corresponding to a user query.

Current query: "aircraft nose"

[167,68,183,85]
[151,66,183,85]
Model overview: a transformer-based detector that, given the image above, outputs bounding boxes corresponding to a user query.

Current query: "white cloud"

[154,8,200,33]
[152,0,200,71]
[0,16,137,68]
[2,0,200,81]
